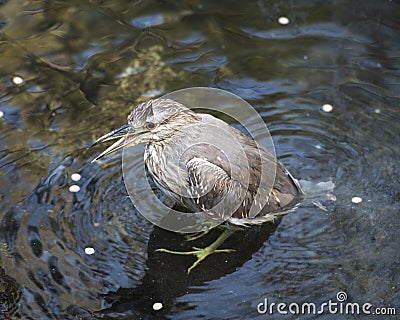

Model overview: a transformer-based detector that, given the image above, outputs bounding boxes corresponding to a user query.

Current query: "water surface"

[0,0,399,319]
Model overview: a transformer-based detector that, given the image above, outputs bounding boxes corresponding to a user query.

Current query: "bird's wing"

[229,123,302,207]
[186,157,230,209]
[185,157,253,220]
[180,114,301,219]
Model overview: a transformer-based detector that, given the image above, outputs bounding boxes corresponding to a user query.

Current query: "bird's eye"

[146,122,157,130]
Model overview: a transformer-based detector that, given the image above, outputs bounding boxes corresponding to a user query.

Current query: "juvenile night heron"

[93,98,303,273]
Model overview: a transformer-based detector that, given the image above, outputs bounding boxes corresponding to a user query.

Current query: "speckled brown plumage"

[94,98,303,225]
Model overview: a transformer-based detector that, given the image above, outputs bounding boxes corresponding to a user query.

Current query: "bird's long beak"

[91,124,141,162]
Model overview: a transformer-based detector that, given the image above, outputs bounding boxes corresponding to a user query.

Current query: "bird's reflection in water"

[100,221,280,318]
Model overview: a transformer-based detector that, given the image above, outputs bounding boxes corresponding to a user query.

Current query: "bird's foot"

[185,230,210,242]
[156,246,235,274]
[185,224,235,241]
[156,228,235,273]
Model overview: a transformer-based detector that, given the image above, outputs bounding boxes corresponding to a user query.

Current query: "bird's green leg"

[156,228,236,274]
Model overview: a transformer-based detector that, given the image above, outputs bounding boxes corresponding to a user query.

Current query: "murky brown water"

[1,0,399,319]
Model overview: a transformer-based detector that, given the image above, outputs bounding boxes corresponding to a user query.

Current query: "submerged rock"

[0,267,21,319]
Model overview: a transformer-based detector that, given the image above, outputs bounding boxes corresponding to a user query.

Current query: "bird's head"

[91,98,200,161]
